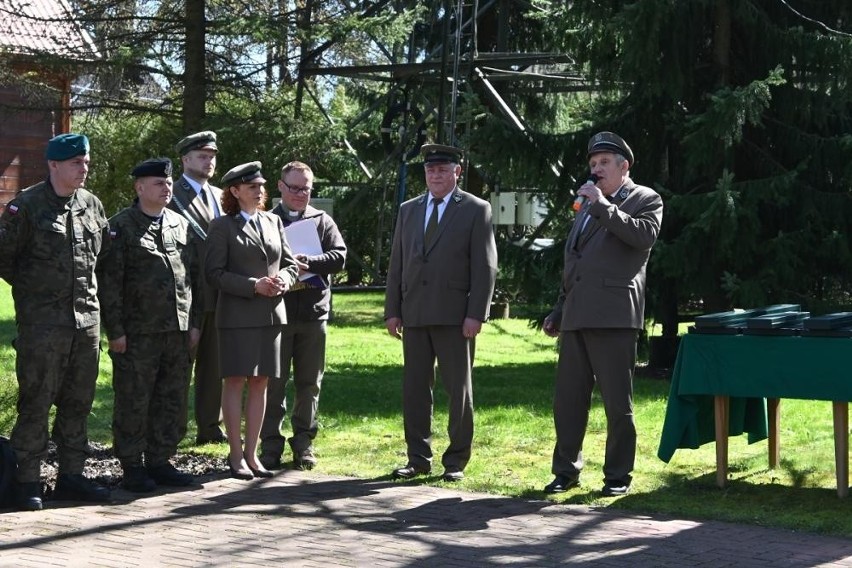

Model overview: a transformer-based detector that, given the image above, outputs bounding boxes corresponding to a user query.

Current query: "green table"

[657,333,852,496]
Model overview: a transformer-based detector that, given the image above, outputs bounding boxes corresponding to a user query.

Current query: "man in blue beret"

[168,131,227,446]
[97,158,201,492]
[541,131,663,497]
[0,133,111,510]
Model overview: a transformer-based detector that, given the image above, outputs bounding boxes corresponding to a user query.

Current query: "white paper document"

[283,219,322,281]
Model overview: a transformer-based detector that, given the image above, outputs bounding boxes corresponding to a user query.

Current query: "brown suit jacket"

[551,177,663,330]
[204,211,299,329]
[167,175,224,312]
[384,188,497,326]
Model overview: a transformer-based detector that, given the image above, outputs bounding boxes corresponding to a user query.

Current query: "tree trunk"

[183,0,206,132]
[294,0,314,118]
[713,0,731,87]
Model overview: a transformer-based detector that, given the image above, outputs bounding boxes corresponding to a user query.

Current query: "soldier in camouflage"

[97,158,202,493]
[0,133,111,511]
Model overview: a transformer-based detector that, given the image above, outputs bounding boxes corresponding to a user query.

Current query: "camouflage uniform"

[97,204,201,468]
[0,180,109,483]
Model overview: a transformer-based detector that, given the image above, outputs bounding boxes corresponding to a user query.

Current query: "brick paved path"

[2,470,852,567]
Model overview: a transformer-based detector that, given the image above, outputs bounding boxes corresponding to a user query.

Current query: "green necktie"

[424,197,443,248]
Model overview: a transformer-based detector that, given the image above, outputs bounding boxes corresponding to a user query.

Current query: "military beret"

[45,133,90,161]
[131,157,173,178]
[221,161,266,186]
[175,131,218,155]
[421,143,463,164]
[587,131,634,166]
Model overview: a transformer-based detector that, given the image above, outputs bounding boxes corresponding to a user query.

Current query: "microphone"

[572,174,599,212]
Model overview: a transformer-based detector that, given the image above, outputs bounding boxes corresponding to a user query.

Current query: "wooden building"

[0,0,99,205]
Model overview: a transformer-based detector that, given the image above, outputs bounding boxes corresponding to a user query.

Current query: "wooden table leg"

[832,401,848,498]
[715,395,730,488]
[767,398,780,469]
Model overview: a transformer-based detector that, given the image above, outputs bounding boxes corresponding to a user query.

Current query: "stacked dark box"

[690,304,801,335]
[743,310,809,336]
[801,312,852,338]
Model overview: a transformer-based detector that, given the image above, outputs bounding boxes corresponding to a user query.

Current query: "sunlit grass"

[1,285,850,535]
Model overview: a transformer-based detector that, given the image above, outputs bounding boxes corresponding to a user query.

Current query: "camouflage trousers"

[11,324,101,483]
[110,331,192,467]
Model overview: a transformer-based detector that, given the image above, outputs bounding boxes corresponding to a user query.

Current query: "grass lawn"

[1,285,850,536]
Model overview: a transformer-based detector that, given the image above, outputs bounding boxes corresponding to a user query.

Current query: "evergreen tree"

[526,1,852,335]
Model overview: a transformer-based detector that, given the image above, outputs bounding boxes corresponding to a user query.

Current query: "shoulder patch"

[7,204,18,215]
[109,228,119,239]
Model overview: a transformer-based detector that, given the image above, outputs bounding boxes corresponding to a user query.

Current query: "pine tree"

[533,1,852,334]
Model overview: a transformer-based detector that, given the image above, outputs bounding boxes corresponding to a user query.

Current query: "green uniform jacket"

[97,205,201,339]
[0,180,108,328]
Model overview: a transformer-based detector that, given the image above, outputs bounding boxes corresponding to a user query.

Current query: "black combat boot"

[53,473,111,502]
[147,462,194,487]
[121,465,157,493]
[16,481,43,511]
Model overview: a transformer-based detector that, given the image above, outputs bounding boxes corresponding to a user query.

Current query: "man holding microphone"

[542,132,663,497]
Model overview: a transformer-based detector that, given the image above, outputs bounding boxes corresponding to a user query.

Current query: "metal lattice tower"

[294,0,593,281]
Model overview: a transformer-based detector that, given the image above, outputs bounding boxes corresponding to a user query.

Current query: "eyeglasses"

[282,182,312,195]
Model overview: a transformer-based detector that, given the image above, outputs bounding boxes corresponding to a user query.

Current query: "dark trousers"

[111,331,192,466]
[260,320,326,457]
[11,324,100,482]
[401,325,474,471]
[193,311,223,440]
[551,328,638,486]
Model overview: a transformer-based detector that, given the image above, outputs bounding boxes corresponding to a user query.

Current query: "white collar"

[182,174,207,194]
[239,211,259,223]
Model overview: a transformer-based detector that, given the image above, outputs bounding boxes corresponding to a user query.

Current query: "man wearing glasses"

[259,161,347,470]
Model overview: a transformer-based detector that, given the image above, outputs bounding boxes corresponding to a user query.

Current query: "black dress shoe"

[601,482,630,497]
[53,473,111,503]
[259,453,282,470]
[441,468,464,482]
[147,463,194,487]
[293,447,317,471]
[246,464,273,478]
[228,461,254,481]
[121,466,157,493]
[391,464,430,479]
[543,475,579,494]
[16,482,43,511]
[195,433,228,445]
[244,454,273,478]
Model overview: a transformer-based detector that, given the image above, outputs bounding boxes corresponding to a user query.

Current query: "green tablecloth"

[657,333,852,462]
